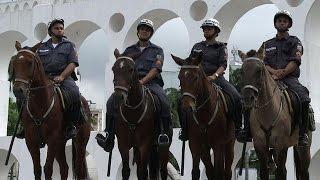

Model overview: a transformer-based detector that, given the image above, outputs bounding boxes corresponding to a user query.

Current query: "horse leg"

[213,146,225,179]
[224,140,235,180]
[294,146,310,180]
[254,144,269,180]
[159,145,170,180]
[119,147,130,180]
[44,136,58,180]
[25,136,42,180]
[274,148,288,180]
[200,147,214,180]
[189,141,201,180]
[74,139,89,179]
[137,146,150,180]
[55,142,69,180]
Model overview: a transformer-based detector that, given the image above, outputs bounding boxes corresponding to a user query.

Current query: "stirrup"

[158,134,170,146]
[298,134,309,147]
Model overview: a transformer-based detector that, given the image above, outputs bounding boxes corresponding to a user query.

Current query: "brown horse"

[111,54,172,180]
[240,50,312,180]
[171,53,235,180]
[10,41,91,180]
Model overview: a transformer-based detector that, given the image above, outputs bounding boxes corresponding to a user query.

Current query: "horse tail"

[72,139,77,179]
[149,145,159,179]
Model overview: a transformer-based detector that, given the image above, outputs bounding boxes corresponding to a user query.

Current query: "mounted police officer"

[178,18,251,143]
[264,10,310,146]
[16,18,80,140]
[96,19,172,152]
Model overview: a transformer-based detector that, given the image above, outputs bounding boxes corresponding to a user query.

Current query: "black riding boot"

[65,102,80,140]
[298,102,310,147]
[235,108,252,143]
[177,98,188,141]
[158,116,172,146]
[96,113,115,152]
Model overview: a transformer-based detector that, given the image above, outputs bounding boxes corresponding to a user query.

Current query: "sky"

[78,4,279,109]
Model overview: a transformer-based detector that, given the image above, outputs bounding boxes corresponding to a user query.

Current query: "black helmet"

[274,10,292,28]
[47,18,64,36]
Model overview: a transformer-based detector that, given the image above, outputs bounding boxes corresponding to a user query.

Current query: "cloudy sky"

[78,4,279,109]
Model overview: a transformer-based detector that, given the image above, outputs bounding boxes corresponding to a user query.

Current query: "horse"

[111,52,172,180]
[10,41,91,180]
[240,50,312,180]
[171,53,235,180]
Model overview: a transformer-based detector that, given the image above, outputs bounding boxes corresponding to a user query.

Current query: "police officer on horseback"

[264,10,310,146]
[16,18,81,140]
[178,18,251,143]
[97,19,172,152]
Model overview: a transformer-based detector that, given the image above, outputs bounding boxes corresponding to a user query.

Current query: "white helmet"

[137,19,154,31]
[274,10,293,28]
[201,18,221,33]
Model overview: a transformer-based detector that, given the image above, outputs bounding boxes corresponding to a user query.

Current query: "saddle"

[55,85,88,123]
[277,82,301,132]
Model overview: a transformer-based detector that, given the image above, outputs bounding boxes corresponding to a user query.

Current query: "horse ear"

[31,42,42,53]
[15,41,22,51]
[114,48,121,59]
[257,43,265,60]
[238,50,247,61]
[192,50,203,65]
[171,54,184,66]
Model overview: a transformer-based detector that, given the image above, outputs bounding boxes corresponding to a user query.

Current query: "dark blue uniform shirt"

[189,41,227,76]
[123,41,164,87]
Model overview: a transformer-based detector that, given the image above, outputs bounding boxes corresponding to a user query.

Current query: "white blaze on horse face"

[184,71,189,77]
[18,55,24,60]
[119,61,125,69]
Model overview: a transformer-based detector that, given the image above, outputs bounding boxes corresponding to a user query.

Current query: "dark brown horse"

[10,41,91,180]
[240,50,311,180]
[171,54,235,180]
[112,53,172,180]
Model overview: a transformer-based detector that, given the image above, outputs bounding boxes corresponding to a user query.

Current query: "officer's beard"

[137,33,152,42]
[275,26,289,33]
[52,33,64,41]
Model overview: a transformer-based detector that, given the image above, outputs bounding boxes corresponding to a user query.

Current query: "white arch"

[53,0,60,5]
[32,1,38,8]
[23,2,29,10]
[64,20,101,49]
[214,0,273,42]
[123,9,181,48]
[13,4,19,11]
[4,5,10,13]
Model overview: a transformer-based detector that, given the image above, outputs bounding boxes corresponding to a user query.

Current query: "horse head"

[11,41,42,100]
[171,50,205,112]
[241,52,266,108]
[112,49,141,106]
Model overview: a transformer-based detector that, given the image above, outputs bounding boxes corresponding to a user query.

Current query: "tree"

[165,87,181,128]
[7,98,19,136]
[229,67,243,92]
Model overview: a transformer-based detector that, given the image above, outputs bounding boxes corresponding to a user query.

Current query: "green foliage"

[229,67,243,92]
[7,98,19,136]
[165,87,181,128]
